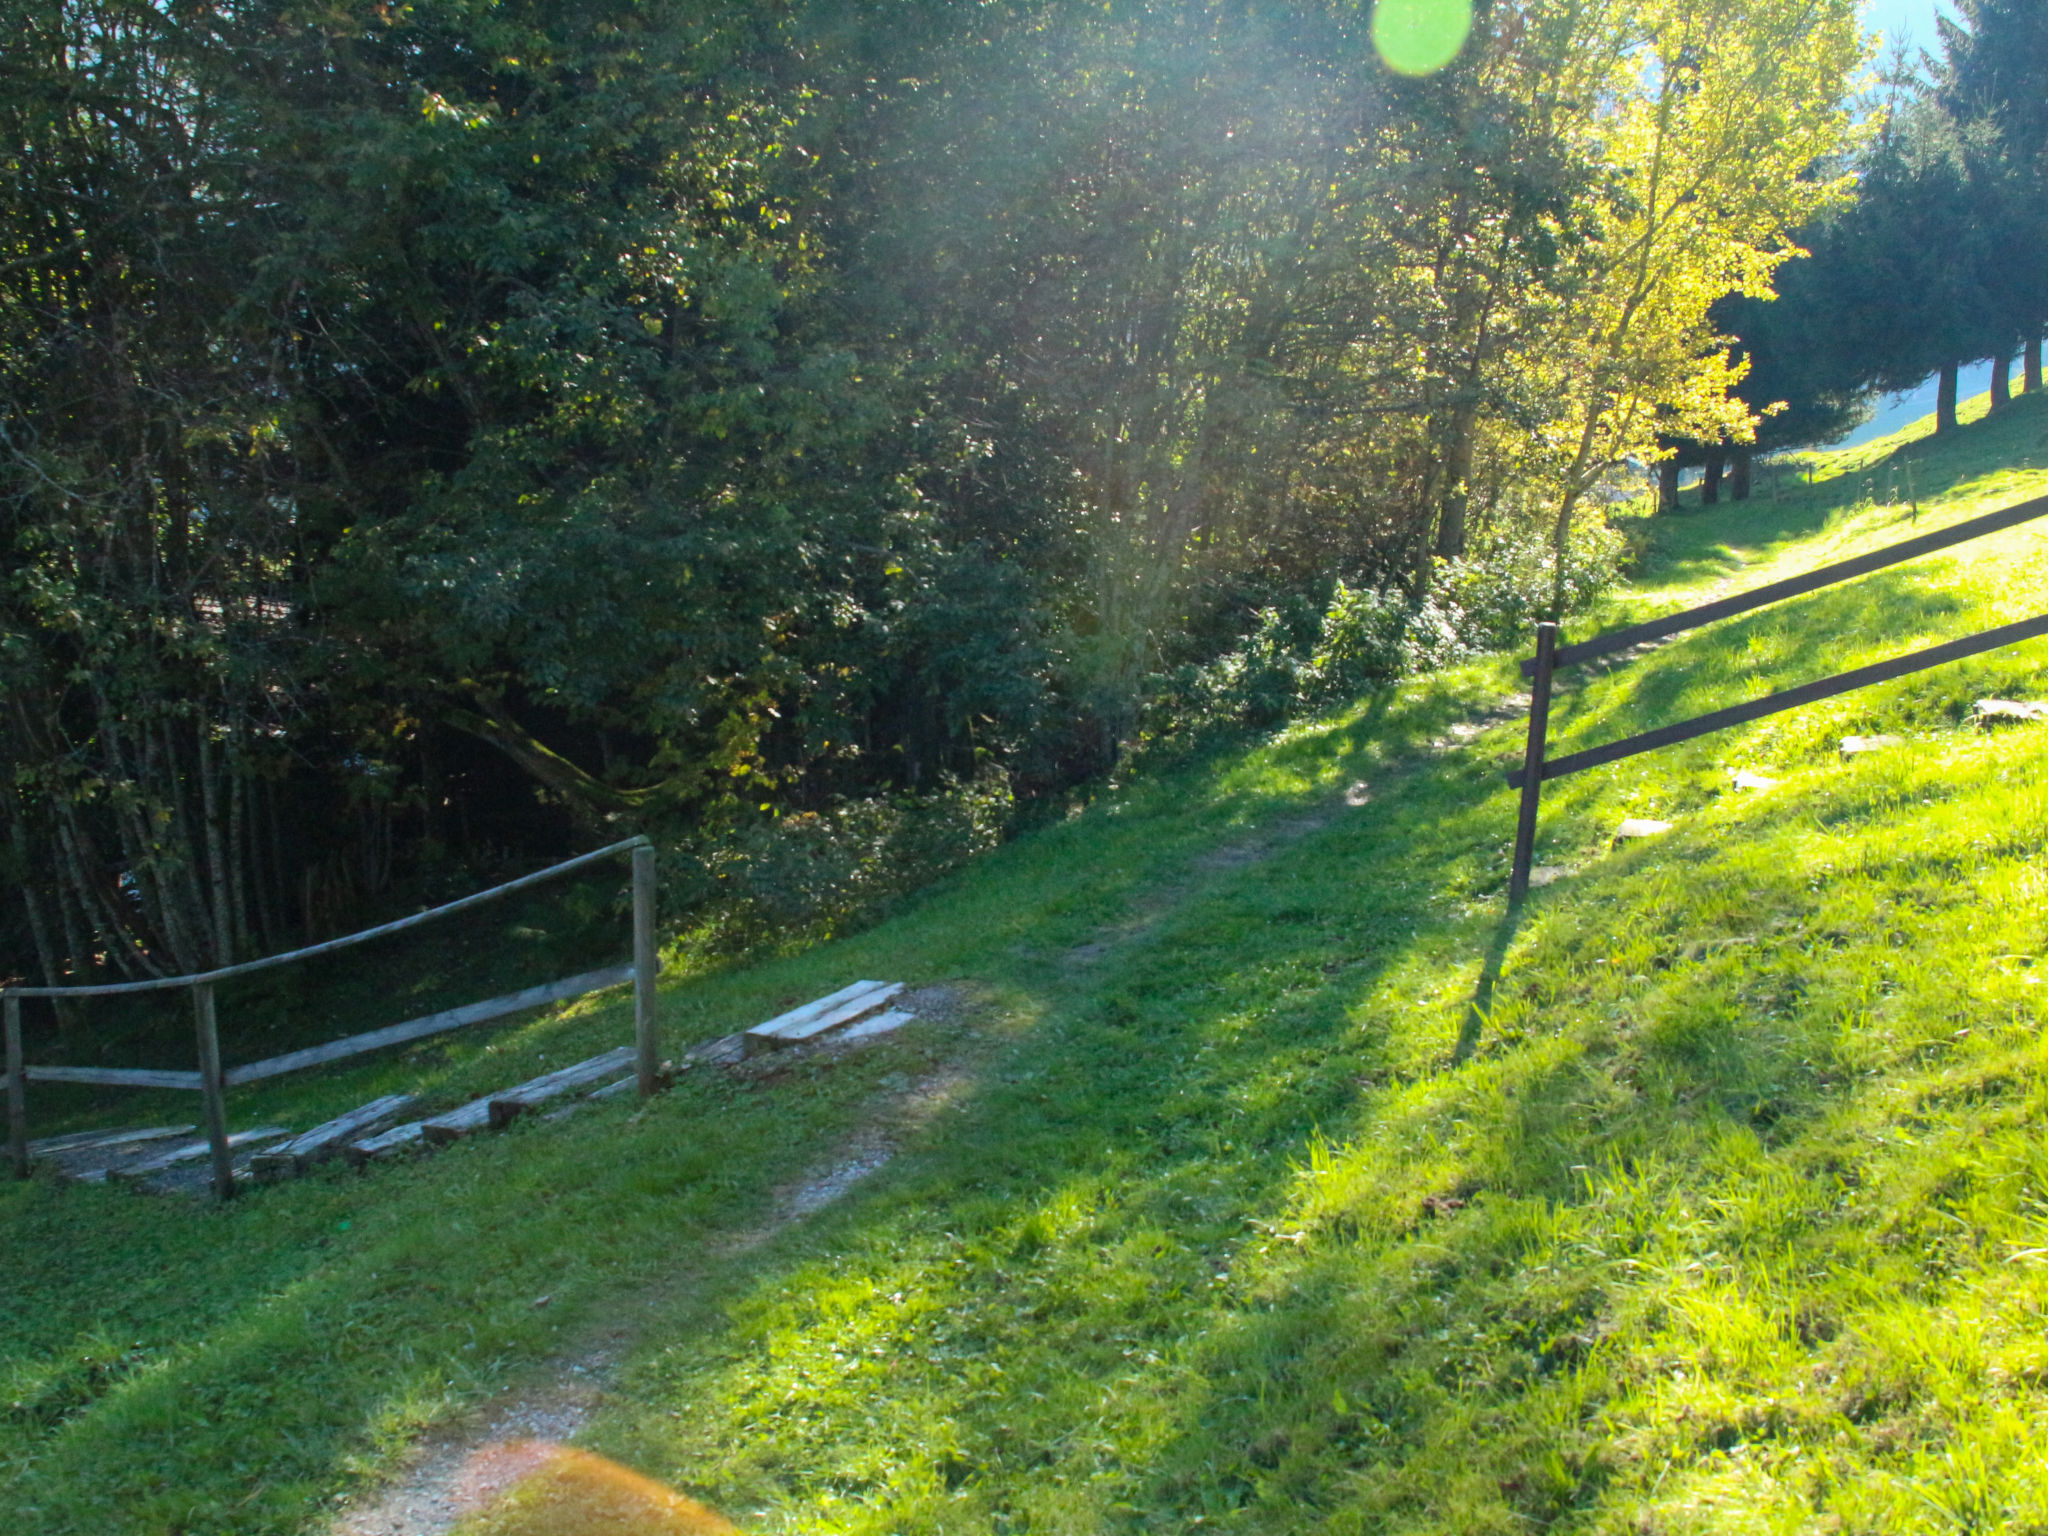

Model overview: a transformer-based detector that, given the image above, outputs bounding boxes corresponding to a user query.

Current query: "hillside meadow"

[5,390,2048,1532]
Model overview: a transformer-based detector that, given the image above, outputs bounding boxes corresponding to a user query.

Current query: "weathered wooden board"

[836,1009,916,1044]
[223,965,634,1087]
[347,1121,426,1164]
[107,1126,291,1183]
[588,1074,640,1101]
[28,1124,195,1157]
[17,1065,205,1090]
[252,1095,416,1181]
[421,1097,496,1147]
[747,981,889,1042]
[488,1047,635,1130]
[745,982,903,1054]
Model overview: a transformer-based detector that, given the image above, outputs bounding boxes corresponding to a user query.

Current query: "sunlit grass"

[7,392,2048,1533]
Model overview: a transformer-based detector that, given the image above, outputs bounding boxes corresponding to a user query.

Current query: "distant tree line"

[1665,0,2048,508]
[2,0,1863,986]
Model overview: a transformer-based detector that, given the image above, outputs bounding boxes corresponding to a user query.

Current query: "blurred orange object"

[458,1442,738,1535]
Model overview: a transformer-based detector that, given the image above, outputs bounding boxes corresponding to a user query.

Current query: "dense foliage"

[1,0,1863,989]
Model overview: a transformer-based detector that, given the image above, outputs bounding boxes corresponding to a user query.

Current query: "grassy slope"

[6,388,2048,1534]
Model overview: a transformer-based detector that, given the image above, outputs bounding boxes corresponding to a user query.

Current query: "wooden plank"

[107,1126,291,1183]
[745,982,902,1053]
[588,1075,640,1101]
[251,1095,416,1180]
[223,966,634,1086]
[1521,492,2048,676]
[488,1047,636,1130]
[0,836,652,999]
[19,1065,205,1090]
[1508,611,2048,788]
[750,981,890,1040]
[28,1124,194,1157]
[836,1009,916,1043]
[421,1097,496,1147]
[346,1121,426,1164]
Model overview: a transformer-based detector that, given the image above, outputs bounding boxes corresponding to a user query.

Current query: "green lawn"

[7,391,2048,1535]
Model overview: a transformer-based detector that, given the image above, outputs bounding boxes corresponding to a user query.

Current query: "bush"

[673,766,1014,946]
[1139,511,1628,746]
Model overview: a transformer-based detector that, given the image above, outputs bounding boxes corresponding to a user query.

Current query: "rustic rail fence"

[3,836,662,1199]
[1507,492,2048,900]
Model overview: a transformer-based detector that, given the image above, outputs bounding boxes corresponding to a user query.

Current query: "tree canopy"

[1,0,1866,988]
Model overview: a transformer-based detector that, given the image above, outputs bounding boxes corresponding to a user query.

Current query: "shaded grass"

[6,392,2048,1534]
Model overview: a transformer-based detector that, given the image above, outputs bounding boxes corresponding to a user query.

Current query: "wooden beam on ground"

[222,965,633,1086]
[420,1097,496,1147]
[346,1121,426,1164]
[489,1047,636,1130]
[107,1126,290,1184]
[836,1009,916,1044]
[745,982,903,1054]
[252,1095,416,1181]
[27,1125,195,1157]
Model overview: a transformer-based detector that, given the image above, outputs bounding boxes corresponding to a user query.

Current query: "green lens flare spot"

[1372,0,1474,76]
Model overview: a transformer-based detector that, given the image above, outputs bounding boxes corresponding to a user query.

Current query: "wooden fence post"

[193,983,234,1201]
[1509,622,1559,903]
[5,993,26,1180]
[632,843,660,1098]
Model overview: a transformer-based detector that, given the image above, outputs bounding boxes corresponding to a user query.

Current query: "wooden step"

[252,1095,415,1181]
[420,1096,494,1147]
[488,1047,635,1130]
[106,1127,291,1184]
[836,1008,916,1044]
[346,1121,426,1164]
[744,981,903,1055]
[29,1125,195,1159]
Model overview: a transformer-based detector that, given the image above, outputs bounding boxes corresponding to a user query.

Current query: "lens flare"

[454,1442,739,1536]
[1371,0,1474,77]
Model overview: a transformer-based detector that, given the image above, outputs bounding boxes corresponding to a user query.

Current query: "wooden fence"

[3,837,662,1199]
[1507,492,2048,900]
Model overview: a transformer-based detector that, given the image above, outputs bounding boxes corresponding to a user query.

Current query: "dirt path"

[326,689,1542,1533]
[326,988,975,1536]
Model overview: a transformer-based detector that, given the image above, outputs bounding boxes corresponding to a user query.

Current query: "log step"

[347,1121,427,1164]
[252,1095,416,1181]
[836,1009,916,1044]
[29,1125,195,1159]
[745,981,904,1055]
[106,1127,291,1184]
[488,1047,635,1130]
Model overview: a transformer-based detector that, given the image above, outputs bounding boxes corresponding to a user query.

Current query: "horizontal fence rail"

[1523,492,2048,678]
[4,837,662,1197]
[1506,494,2048,900]
[1510,611,2048,789]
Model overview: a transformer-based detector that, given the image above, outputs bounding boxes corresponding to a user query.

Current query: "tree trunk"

[2026,336,2042,395]
[1701,454,1724,506]
[1991,351,2012,410]
[196,718,233,967]
[1937,361,1959,434]
[1434,397,1479,559]
[1729,450,1752,501]
[1657,459,1680,513]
